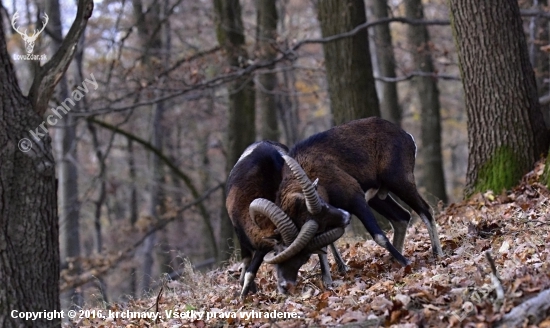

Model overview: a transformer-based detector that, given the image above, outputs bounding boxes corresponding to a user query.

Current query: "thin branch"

[375,71,460,83]
[60,183,223,292]
[87,118,218,258]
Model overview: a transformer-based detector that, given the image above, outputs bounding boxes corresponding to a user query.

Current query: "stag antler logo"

[11,11,49,54]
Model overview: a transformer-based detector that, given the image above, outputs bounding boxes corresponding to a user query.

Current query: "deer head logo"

[11,11,49,54]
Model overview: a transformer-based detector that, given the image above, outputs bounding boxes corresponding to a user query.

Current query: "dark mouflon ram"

[262,117,444,268]
[225,141,350,297]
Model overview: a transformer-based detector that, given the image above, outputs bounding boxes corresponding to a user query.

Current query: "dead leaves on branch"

[72,161,550,327]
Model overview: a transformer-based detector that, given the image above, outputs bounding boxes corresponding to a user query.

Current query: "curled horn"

[249,198,298,246]
[282,155,322,214]
[305,227,345,251]
[263,220,319,264]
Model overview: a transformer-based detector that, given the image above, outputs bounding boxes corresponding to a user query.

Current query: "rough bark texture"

[449,0,550,197]
[370,0,401,125]
[317,0,380,124]
[0,15,60,328]
[404,0,448,204]
[256,0,280,141]
[214,0,256,263]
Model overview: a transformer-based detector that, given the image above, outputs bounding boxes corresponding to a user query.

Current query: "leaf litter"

[71,161,550,327]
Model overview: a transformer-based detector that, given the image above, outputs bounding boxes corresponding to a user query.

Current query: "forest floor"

[73,162,550,327]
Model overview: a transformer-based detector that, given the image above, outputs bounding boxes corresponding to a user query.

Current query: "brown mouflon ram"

[225,141,350,297]
[262,117,444,272]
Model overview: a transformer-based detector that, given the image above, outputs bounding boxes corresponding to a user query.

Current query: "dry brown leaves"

[70,162,550,327]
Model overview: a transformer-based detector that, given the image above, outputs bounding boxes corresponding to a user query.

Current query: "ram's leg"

[352,196,410,266]
[385,180,444,258]
[329,243,347,274]
[241,250,267,298]
[239,247,253,286]
[318,248,333,287]
[369,195,411,254]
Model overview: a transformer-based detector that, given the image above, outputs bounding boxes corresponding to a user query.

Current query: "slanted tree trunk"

[449,0,549,197]
[404,0,447,205]
[369,0,401,125]
[214,0,256,263]
[256,0,280,141]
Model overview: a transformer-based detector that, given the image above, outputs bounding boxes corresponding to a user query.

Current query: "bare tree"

[214,0,256,263]
[46,0,83,308]
[0,0,93,325]
[256,0,280,141]
[317,0,392,234]
[369,0,401,125]
[404,0,448,204]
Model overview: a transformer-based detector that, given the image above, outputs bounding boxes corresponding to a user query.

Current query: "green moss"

[472,146,522,196]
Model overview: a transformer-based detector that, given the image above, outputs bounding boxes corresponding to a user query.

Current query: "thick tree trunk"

[370,0,401,125]
[214,0,256,263]
[0,18,60,328]
[404,0,448,205]
[317,0,380,124]
[449,0,550,197]
[256,0,280,141]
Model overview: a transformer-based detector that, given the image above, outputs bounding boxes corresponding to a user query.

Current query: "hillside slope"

[73,162,550,327]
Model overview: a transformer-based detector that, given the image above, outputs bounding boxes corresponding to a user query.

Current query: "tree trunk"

[404,0,448,205]
[128,138,138,298]
[47,0,82,308]
[0,16,60,328]
[449,0,550,197]
[256,0,280,141]
[369,0,401,125]
[317,0,380,124]
[214,0,256,263]
[317,0,390,235]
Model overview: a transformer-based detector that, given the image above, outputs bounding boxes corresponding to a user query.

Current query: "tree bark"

[449,0,550,197]
[317,0,380,124]
[0,0,92,325]
[369,0,401,125]
[256,0,280,141]
[0,58,59,327]
[214,0,256,263]
[404,0,447,204]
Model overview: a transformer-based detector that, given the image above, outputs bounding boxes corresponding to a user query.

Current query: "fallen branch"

[496,289,550,327]
[485,251,505,301]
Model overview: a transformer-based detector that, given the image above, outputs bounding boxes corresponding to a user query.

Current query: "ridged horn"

[249,198,297,246]
[282,155,322,214]
[263,220,319,264]
[306,227,345,251]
